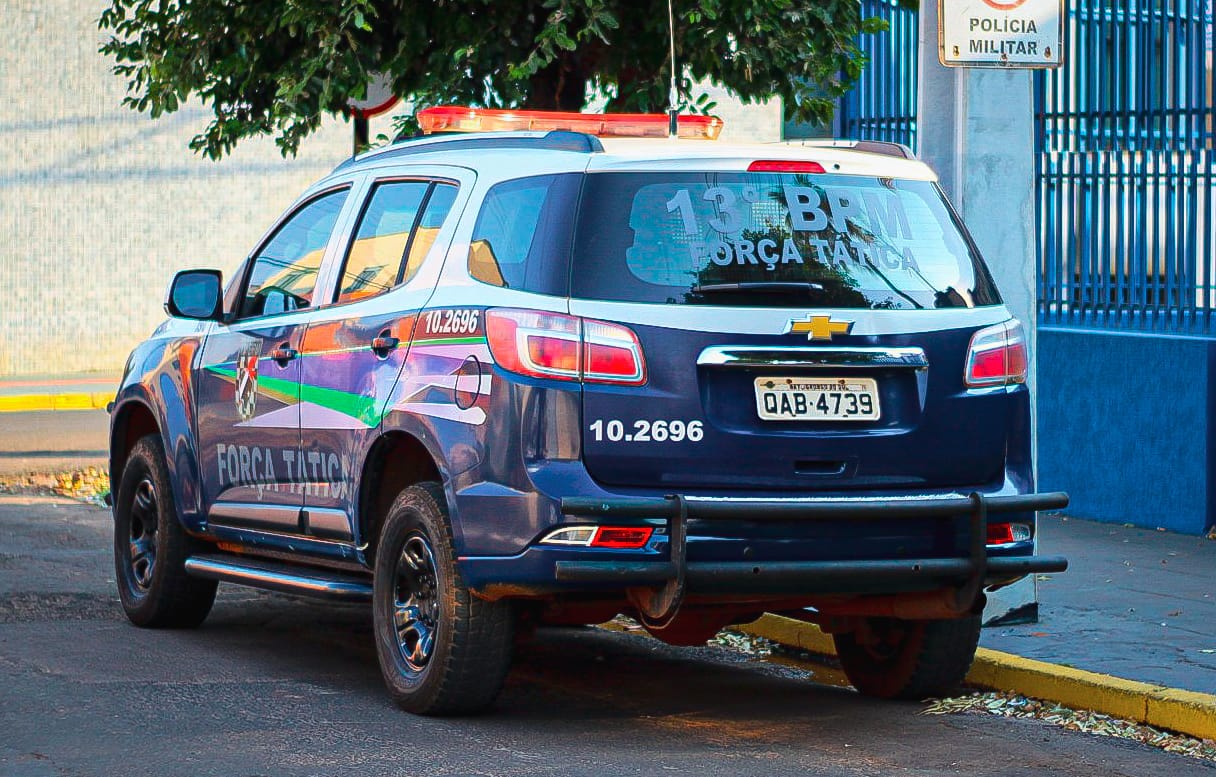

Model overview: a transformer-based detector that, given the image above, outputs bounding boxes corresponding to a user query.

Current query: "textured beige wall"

[0,1,357,377]
[0,3,778,378]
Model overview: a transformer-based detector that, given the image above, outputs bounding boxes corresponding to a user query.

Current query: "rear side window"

[571,172,1000,309]
[336,181,459,304]
[467,174,579,296]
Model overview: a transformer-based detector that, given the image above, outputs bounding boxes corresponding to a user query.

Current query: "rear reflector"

[747,160,826,173]
[590,526,654,549]
[538,525,654,549]
[987,522,1032,545]
[485,308,646,385]
[965,320,1028,388]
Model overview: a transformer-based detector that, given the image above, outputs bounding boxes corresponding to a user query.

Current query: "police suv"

[110,107,1068,714]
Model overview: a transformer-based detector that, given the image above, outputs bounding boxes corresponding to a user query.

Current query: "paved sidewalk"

[981,514,1216,695]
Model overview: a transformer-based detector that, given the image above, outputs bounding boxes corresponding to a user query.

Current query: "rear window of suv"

[570,172,1000,309]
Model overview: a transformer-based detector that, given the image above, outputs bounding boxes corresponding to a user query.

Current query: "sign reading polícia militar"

[940,0,1064,68]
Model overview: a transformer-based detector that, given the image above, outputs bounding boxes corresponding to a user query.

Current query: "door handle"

[270,345,298,365]
[371,332,399,357]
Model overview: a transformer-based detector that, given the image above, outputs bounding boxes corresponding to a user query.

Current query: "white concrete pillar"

[917,9,1040,623]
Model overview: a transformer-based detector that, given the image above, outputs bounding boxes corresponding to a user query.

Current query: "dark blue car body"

[110,126,1067,708]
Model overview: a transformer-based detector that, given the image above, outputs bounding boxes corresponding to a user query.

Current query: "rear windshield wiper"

[689,282,826,296]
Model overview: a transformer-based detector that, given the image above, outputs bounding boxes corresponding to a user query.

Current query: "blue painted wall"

[1038,328,1216,535]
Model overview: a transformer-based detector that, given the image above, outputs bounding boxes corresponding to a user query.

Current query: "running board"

[184,554,373,602]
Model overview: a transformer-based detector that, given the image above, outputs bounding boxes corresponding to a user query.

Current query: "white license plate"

[753,377,881,422]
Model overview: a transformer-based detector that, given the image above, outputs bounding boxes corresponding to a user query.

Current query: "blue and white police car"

[110,107,1068,714]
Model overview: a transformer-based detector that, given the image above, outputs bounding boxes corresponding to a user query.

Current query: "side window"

[400,183,458,286]
[467,174,578,295]
[240,189,348,318]
[335,181,430,304]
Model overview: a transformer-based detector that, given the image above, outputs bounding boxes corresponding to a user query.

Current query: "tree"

[99,1,887,159]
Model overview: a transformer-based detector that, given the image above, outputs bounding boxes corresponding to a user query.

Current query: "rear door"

[296,172,467,541]
[568,170,1012,493]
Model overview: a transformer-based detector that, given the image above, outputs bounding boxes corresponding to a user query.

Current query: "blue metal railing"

[1037,0,1215,334]
[838,0,919,150]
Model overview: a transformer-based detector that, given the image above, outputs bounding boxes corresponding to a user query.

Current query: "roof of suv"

[332,131,937,184]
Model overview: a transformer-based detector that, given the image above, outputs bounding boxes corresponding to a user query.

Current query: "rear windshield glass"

[571,172,999,309]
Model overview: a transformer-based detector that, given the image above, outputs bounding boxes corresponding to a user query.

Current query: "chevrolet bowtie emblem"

[787,315,853,341]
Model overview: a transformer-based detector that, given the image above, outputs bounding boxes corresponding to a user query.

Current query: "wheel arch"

[109,397,160,491]
[357,430,445,564]
[109,386,204,528]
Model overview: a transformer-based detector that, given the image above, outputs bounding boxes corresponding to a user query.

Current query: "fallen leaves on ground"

[0,468,110,506]
[924,690,1216,762]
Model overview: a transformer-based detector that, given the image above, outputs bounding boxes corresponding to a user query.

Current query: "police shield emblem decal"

[787,314,854,341]
[235,351,259,421]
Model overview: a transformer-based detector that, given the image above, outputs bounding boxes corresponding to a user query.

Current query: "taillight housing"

[485,309,647,386]
[986,522,1032,545]
[964,320,1028,388]
[538,525,655,549]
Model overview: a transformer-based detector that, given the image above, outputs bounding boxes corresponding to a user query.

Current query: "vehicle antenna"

[667,0,679,138]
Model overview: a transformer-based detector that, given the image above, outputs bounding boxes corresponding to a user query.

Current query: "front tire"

[834,615,981,700]
[372,482,514,714]
[113,435,217,628]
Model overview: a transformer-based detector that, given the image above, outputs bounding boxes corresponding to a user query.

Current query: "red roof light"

[417,106,723,140]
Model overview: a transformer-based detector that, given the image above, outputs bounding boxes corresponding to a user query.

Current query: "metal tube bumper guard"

[555,492,1070,599]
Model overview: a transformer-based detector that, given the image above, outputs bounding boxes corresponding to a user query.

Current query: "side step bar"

[184,554,373,602]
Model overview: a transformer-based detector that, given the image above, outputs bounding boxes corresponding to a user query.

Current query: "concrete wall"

[0,1,360,377]
[0,8,780,379]
[1038,328,1216,535]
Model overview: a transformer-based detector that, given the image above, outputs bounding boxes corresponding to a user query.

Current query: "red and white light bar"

[417,106,724,140]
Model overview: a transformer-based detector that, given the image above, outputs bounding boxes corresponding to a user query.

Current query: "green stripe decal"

[207,366,382,424]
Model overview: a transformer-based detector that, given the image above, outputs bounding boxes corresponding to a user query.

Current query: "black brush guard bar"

[555,492,1070,601]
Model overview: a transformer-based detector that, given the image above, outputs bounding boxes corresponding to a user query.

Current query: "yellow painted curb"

[0,392,112,413]
[742,613,1216,742]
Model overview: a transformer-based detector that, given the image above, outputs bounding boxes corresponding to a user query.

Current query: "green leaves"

[98,0,885,158]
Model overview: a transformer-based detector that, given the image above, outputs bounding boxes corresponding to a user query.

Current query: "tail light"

[987,522,1032,545]
[538,525,654,549]
[964,320,1028,388]
[486,309,646,385]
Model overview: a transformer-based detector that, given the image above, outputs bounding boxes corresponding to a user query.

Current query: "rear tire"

[833,615,980,700]
[113,435,217,628]
[372,482,514,714]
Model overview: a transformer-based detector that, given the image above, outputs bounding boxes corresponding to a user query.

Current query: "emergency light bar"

[417,106,724,140]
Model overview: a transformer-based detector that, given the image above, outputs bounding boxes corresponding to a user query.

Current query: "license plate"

[753,377,880,422]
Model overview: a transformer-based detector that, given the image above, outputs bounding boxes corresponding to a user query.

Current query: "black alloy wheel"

[393,534,441,672]
[126,477,159,591]
[372,482,515,714]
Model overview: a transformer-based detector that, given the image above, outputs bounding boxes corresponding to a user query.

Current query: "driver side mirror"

[165,269,224,321]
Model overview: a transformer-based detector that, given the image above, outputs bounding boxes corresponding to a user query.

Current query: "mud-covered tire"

[372,482,514,715]
[833,614,981,700]
[113,434,217,628]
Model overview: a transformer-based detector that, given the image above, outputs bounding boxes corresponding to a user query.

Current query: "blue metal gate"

[837,0,919,150]
[1037,1,1215,333]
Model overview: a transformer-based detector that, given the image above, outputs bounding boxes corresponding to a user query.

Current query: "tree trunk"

[523,57,588,112]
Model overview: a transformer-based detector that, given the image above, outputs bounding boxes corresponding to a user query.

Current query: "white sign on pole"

[939,0,1064,69]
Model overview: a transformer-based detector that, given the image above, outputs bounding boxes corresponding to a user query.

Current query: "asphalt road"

[1,496,1211,777]
[0,410,109,475]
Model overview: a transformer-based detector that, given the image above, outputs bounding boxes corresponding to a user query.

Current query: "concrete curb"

[0,393,111,413]
[742,614,1216,742]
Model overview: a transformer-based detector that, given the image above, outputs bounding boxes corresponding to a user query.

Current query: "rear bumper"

[462,491,1069,601]
[555,555,1067,595]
